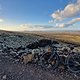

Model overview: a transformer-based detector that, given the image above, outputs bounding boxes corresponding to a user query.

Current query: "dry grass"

[25,31,80,45]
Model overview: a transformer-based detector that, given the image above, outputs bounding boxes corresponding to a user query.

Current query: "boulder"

[27,39,52,49]
[38,39,52,47]
[32,49,41,55]
[27,42,39,49]
[21,53,34,64]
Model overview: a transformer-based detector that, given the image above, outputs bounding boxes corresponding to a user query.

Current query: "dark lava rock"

[16,46,25,52]
[27,39,52,49]
[38,39,52,47]
[52,40,59,44]
[27,42,39,49]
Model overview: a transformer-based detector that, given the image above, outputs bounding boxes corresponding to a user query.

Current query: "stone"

[32,49,40,55]
[2,75,7,80]
[27,42,39,49]
[17,50,26,56]
[52,40,59,44]
[45,47,52,53]
[38,39,52,47]
[27,39,52,49]
[21,54,34,64]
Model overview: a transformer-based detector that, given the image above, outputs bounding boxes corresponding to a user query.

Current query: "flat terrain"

[0,30,80,80]
[25,31,80,45]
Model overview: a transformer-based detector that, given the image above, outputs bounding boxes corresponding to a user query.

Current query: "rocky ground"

[0,30,80,80]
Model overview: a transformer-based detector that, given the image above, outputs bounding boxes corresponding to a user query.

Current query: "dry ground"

[0,30,80,80]
[25,31,80,45]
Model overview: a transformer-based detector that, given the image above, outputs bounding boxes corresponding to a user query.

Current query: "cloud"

[0,24,53,31]
[57,18,80,28]
[51,0,80,21]
[20,24,52,31]
[50,0,80,28]
[49,20,54,23]
[0,19,4,22]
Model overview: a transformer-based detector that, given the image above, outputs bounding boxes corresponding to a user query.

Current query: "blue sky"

[0,0,80,31]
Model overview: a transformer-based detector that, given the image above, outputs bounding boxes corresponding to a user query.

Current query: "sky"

[0,0,80,31]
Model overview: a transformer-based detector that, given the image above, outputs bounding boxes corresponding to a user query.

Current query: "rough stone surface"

[0,31,80,80]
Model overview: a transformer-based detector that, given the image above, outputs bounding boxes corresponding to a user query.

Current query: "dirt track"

[0,55,80,80]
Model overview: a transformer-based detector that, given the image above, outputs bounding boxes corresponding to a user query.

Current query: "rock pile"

[0,37,80,73]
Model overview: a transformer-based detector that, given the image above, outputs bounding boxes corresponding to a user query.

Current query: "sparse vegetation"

[27,32,80,45]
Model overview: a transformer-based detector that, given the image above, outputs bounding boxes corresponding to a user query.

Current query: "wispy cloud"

[51,0,80,21]
[50,0,80,28]
[57,18,80,28]
[0,24,53,31]
[20,24,52,31]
